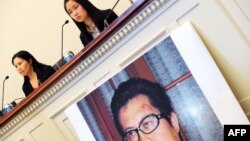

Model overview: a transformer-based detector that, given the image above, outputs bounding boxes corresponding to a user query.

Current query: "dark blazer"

[23,65,56,97]
[80,9,118,46]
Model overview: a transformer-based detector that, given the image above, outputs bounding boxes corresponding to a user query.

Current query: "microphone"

[104,0,120,28]
[61,20,69,66]
[1,76,9,114]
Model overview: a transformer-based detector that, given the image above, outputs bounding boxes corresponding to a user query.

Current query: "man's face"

[119,94,181,141]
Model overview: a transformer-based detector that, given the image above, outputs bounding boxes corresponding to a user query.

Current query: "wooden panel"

[86,90,122,141]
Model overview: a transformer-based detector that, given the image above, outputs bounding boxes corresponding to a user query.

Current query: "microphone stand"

[2,82,4,113]
[1,81,4,116]
[104,0,120,28]
[2,76,9,114]
[61,20,69,66]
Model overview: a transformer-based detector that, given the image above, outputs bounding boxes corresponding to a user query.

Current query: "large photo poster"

[65,22,248,141]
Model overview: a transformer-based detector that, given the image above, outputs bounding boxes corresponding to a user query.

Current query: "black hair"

[110,77,174,135]
[12,50,46,71]
[12,50,56,96]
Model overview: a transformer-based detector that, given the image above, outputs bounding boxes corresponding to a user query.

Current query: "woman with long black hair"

[64,0,118,46]
[12,50,56,97]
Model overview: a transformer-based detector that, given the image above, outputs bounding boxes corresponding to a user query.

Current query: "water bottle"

[3,102,13,114]
[63,51,74,63]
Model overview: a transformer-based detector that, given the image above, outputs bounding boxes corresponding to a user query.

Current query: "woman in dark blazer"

[12,50,56,97]
[64,0,118,46]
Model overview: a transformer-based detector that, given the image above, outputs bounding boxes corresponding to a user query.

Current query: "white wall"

[0,0,131,105]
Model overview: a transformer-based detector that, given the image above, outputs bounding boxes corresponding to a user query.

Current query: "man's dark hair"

[110,77,174,135]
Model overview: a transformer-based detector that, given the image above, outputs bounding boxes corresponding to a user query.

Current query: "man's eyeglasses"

[122,114,164,141]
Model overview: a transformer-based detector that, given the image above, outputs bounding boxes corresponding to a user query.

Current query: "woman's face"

[119,94,181,141]
[66,0,89,23]
[13,57,33,77]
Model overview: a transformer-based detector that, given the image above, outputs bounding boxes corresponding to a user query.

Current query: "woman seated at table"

[64,0,118,46]
[12,50,56,97]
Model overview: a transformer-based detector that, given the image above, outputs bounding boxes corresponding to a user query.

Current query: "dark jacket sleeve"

[22,78,33,97]
[22,65,56,97]
[80,32,91,46]
[38,65,56,83]
[104,9,118,25]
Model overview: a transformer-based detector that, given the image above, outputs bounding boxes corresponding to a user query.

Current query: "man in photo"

[111,77,185,141]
